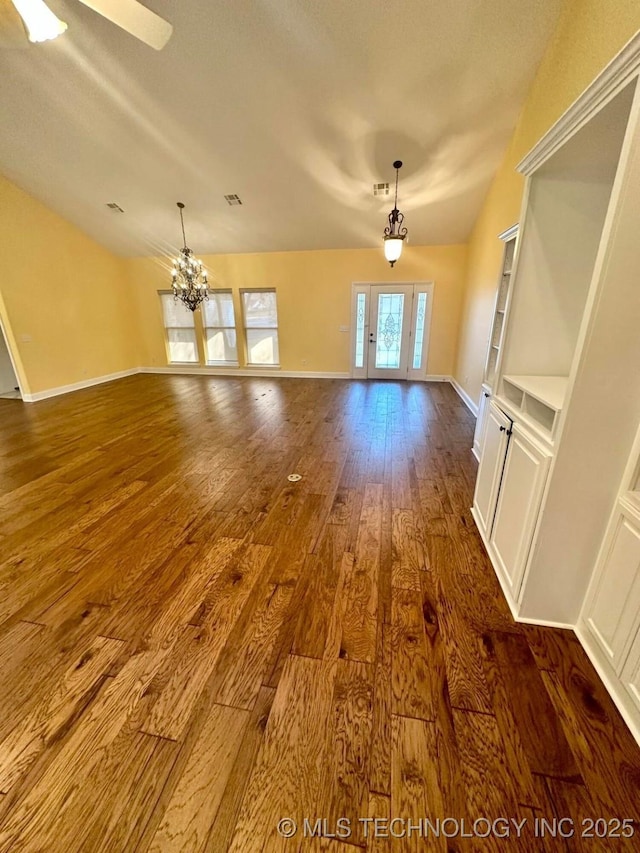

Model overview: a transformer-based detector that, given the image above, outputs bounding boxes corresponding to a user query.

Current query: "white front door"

[351,283,433,380]
[367,285,414,379]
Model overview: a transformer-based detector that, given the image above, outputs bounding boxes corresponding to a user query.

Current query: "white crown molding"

[518,30,640,175]
[498,223,518,242]
[450,377,479,416]
[21,368,139,402]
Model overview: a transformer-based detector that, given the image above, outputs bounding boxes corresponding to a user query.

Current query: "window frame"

[240,288,280,367]
[159,291,200,365]
[202,288,239,367]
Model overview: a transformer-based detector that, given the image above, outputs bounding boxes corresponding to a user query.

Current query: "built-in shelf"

[481,229,518,391]
[500,374,569,440]
[503,375,568,411]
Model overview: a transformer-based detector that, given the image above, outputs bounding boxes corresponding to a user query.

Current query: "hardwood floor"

[0,374,639,851]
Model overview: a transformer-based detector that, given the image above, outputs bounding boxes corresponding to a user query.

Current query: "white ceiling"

[0,0,563,257]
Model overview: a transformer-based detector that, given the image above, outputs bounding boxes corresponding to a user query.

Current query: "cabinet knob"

[499,426,506,432]
[484,392,490,398]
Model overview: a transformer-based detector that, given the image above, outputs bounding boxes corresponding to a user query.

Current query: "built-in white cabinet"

[472,33,640,744]
[579,425,640,733]
[584,506,640,670]
[472,402,551,606]
[472,383,492,461]
[621,629,640,717]
[473,401,511,535]
[472,226,518,461]
[490,426,551,600]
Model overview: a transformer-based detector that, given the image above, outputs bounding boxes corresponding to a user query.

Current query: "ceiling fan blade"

[77,0,172,50]
[0,0,29,47]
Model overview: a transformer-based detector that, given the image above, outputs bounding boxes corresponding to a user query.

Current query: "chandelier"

[383,160,408,267]
[171,202,208,311]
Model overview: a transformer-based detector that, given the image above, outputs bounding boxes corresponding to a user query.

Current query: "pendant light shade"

[383,160,408,267]
[11,0,67,43]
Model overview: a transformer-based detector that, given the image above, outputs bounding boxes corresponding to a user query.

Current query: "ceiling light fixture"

[383,160,408,267]
[10,0,67,43]
[171,202,209,312]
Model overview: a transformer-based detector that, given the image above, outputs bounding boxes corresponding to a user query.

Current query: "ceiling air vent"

[373,183,389,196]
[224,194,243,206]
[106,202,124,213]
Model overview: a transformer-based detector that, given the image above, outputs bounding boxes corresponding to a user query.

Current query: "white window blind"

[160,294,198,363]
[203,291,238,364]
[242,290,280,366]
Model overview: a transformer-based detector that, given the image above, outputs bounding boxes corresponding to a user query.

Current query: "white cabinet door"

[472,384,492,460]
[586,510,640,671]
[473,402,512,536]
[621,627,640,716]
[490,425,551,600]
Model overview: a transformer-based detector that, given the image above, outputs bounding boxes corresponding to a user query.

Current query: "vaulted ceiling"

[0,0,563,257]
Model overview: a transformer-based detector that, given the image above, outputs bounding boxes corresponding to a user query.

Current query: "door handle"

[369,333,376,343]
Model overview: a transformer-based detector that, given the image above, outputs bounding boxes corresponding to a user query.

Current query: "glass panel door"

[367,285,414,379]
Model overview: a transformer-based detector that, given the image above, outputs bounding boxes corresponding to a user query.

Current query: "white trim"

[140,366,350,379]
[450,377,479,416]
[518,30,640,175]
[0,316,24,399]
[516,615,575,630]
[19,367,464,404]
[350,281,435,380]
[21,368,139,402]
[498,223,519,243]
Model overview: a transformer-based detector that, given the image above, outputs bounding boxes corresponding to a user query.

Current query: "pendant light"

[171,202,209,312]
[383,160,408,267]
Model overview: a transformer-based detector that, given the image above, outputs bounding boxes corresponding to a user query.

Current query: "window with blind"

[203,291,238,365]
[160,294,198,363]
[241,290,280,366]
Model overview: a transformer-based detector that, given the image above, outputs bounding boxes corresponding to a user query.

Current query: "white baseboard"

[139,366,351,379]
[515,614,576,630]
[449,377,478,416]
[21,368,139,402]
[19,368,482,412]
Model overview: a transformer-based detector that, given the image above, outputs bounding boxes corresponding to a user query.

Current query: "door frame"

[0,314,25,399]
[350,282,434,380]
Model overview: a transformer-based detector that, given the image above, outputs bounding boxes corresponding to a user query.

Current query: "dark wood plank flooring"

[0,374,639,851]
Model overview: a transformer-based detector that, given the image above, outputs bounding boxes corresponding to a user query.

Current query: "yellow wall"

[0,173,139,395]
[455,0,640,405]
[129,244,468,377]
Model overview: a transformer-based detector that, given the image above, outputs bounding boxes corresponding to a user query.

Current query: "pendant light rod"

[177,202,187,247]
[383,159,408,268]
[392,160,402,210]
